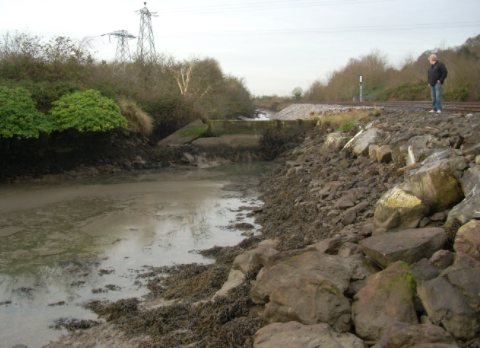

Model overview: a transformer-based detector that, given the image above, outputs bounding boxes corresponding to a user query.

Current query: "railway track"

[300,101,480,114]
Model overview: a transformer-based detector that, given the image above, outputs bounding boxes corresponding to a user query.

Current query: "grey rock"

[352,261,418,342]
[232,245,279,274]
[372,323,457,348]
[446,184,480,226]
[263,277,352,331]
[342,210,357,226]
[373,186,429,235]
[251,250,352,304]
[453,252,480,268]
[360,227,447,268]
[410,259,441,282]
[254,322,366,348]
[323,132,352,153]
[335,196,355,210]
[352,128,385,157]
[417,265,480,340]
[338,242,363,258]
[429,250,455,269]
[403,155,466,213]
[460,165,480,196]
[377,145,393,163]
[311,236,343,254]
[370,145,380,160]
[251,250,378,304]
[453,219,480,261]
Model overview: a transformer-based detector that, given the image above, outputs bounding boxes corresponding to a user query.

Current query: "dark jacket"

[428,61,448,85]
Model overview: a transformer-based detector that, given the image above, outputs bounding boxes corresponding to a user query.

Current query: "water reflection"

[0,163,267,348]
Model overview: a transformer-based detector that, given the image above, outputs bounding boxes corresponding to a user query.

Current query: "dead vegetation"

[118,97,154,135]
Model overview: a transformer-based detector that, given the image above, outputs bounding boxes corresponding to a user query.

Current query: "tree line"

[0,31,255,141]
[256,34,480,109]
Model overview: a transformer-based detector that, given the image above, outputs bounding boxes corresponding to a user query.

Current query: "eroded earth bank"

[11,108,480,347]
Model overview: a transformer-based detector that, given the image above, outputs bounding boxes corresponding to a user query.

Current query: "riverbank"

[7,107,480,347]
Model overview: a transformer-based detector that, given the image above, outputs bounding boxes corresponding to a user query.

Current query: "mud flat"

[0,163,268,348]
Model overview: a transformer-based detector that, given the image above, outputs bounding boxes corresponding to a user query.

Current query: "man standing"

[428,54,448,114]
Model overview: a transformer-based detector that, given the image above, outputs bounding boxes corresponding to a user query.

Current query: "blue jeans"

[430,83,442,111]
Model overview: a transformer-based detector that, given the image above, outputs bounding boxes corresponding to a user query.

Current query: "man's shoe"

[428,109,435,113]
[437,110,442,114]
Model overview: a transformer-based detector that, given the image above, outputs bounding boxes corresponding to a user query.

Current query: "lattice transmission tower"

[136,2,158,63]
[102,30,136,76]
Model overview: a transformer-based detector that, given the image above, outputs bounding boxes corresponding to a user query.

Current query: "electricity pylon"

[136,2,158,63]
[102,30,136,76]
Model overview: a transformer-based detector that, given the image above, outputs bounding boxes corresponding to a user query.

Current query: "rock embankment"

[39,108,480,348]
[229,109,480,347]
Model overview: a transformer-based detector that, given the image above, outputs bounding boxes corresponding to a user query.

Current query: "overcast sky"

[1,0,480,96]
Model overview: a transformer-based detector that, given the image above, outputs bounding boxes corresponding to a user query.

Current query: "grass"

[178,128,208,137]
[117,97,153,136]
[317,110,369,130]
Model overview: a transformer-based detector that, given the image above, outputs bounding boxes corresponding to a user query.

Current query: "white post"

[359,75,363,102]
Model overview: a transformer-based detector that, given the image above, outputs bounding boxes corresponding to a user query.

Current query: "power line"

[157,0,395,15]
[156,21,480,39]
[16,0,394,37]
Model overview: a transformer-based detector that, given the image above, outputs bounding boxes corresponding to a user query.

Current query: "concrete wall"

[206,119,316,136]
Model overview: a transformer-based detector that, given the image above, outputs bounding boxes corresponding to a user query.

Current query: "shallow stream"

[0,163,267,348]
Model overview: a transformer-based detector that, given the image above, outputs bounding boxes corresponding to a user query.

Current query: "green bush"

[338,121,358,131]
[0,86,54,139]
[50,89,127,132]
[444,88,469,102]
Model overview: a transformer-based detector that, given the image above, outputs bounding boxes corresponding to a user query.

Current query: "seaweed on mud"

[82,299,109,315]
[48,301,66,307]
[104,298,140,322]
[117,283,262,348]
[141,263,230,301]
[51,318,101,331]
[98,269,115,276]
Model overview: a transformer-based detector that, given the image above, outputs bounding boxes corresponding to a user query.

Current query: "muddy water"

[0,163,267,348]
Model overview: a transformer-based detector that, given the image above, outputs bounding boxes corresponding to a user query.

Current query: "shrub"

[338,121,358,131]
[117,97,153,135]
[444,87,469,102]
[50,89,127,132]
[0,86,54,138]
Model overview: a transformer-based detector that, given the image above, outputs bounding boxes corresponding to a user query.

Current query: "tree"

[0,86,54,138]
[292,87,303,101]
[50,89,127,132]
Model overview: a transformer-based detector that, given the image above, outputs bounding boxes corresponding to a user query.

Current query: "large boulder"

[360,228,446,268]
[417,265,480,340]
[351,128,385,157]
[352,261,418,342]
[323,132,352,153]
[250,250,351,304]
[404,135,436,165]
[453,220,480,261]
[250,250,378,304]
[263,277,352,331]
[373,186,429,235]
[254,321,366,348]
[377,145,393,163]
[446,187,480,226]
[232,245,279,274]
[460,165,480,196]
[372,322,457,348]
[402,154,466,213]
